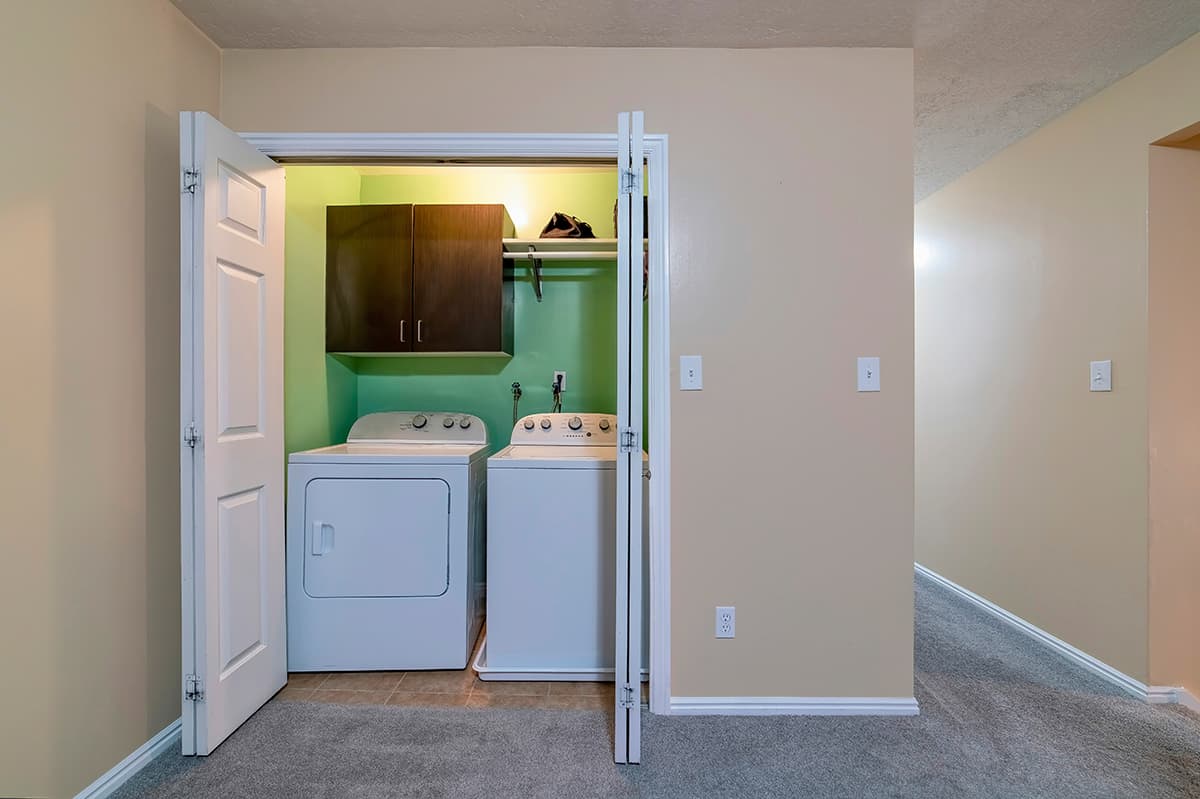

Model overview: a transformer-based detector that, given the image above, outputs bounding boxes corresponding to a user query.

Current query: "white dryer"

[287,411,487,671]
[475,412,648,681]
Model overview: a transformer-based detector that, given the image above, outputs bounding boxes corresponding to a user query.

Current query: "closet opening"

[180,118,669,765]
[283,159,647,681]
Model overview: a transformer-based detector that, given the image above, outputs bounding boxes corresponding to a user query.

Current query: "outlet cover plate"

[715,606,735,639]
[554,370,567,392]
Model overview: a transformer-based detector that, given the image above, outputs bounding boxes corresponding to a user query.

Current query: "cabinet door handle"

[400,319,406,343]
[417,320,424,343]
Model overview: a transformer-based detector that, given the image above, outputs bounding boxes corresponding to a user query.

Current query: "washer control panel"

[347,411,487,444]
[509,413,618,445]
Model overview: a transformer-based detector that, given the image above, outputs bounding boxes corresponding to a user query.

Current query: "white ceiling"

[173,0,1200,198]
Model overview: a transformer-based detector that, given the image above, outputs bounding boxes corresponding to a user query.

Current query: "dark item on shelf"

[540,212,595,239]
[612,198,651,302]
[612,197,649,238]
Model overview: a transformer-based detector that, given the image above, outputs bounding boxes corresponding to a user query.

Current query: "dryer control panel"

[348,412,487,444]
[509,413,618,445]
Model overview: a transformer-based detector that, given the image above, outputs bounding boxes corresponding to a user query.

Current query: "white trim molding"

[646,135,671,717]
[239,131,672,715]
[74,718,180,799]
[915,563,1197,708]
[670,697,919,716]
[241,131,662,161]
[1175,688,1200,714]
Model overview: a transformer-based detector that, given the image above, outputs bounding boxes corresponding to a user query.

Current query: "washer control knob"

[442,416,456,428]
[459,417,471,429]
[523,419,535,430]
[568,416,583,431]
[598,419,611,431]
[412,414,428,429]
[540,418,552,430]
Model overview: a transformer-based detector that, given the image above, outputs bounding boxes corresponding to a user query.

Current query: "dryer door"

[304,478,450,598]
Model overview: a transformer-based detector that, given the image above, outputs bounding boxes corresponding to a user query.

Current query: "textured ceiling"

[173,0,1200,198]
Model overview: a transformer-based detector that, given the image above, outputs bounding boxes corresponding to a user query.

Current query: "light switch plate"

[680,355,703,390]
[1090,360,1112,392]
[857,357,881,392]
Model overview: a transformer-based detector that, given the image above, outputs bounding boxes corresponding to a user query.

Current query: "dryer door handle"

[311,521,334,555]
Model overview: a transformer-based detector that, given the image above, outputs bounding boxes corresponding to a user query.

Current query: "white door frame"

[240,131,673,715]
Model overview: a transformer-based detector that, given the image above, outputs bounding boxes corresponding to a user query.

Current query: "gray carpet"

[115,575,1200,798]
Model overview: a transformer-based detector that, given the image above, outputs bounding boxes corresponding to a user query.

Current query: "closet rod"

[502,251,617,261]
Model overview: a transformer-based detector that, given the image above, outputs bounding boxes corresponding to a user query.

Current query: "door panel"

[615,111,646,765]
[181,111,286,756]
[412,204,511,353]
[217,161,266,241]
[215,260,264,437]
[326,204,413,353]
[303,478,450,598]
[217,487,266,674]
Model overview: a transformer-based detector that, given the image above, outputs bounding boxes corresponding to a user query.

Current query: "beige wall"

[916,33,1200,683]
[0,2,220,796]
[1148,143,1200,695]
[222,47,915,698]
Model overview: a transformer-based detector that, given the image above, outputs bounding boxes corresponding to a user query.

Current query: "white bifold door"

[614,111,646,765]
[180,111,286,756]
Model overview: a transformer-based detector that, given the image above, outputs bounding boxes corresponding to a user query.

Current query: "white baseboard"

[74,718,180,799]
[669,696,919,716]
[915,563,1195,709]
[1175,687,1200,713]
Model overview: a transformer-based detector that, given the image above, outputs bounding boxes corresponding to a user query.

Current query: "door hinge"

[183,168,200,194]
[618,683,638,710]
[620,168,640,196]
[185,674,205,702]
[619,428,640,453]
[184,423,201,448]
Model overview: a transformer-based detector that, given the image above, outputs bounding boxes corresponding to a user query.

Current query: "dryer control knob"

[412,414,428,429]
[568,416,583,430]
[540,418,552,430]
[442,416,456,428]
[459,417,471,429]
[523,419,535,430]
[598,419,611,431]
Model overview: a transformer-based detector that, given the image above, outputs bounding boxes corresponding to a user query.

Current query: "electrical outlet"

[554,370,567,392]
[715,606,735,639]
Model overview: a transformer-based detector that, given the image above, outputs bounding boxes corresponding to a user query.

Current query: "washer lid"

[347,411,487,445]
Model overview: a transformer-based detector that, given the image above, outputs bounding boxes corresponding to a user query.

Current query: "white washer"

[475,412,648,681]
[287,411,487,671]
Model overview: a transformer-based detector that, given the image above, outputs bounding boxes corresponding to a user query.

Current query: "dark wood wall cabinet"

[326,203,514,355]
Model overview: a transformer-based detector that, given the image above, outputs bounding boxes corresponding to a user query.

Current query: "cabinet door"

[412,204,513,353]
[326,204,413,352]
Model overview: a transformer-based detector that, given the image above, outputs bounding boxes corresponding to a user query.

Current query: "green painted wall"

[284,165,629,455]
[284,166,360,455]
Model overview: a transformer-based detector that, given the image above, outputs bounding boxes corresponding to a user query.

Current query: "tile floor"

[275,630,647,711]
[275,670,622,710]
